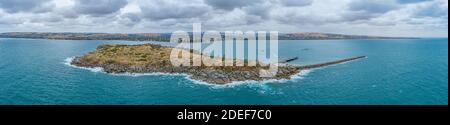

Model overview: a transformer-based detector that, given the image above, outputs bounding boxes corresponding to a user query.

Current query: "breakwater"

[288,56,367,69]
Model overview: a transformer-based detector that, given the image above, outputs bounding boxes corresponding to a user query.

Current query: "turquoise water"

[0,38,447,105]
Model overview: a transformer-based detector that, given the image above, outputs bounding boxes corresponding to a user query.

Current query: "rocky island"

[71,44,366,84]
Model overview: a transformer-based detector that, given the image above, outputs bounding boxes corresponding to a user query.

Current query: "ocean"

[0,38,447,105]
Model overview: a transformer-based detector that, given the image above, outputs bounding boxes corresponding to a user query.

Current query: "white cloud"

[0,0,447,37]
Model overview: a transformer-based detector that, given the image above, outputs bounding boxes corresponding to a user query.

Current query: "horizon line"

[1,31,445,38]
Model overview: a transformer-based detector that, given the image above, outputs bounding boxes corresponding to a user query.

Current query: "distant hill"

[0,32,417,42]
[279,32,417,40]
[0,32,172,42]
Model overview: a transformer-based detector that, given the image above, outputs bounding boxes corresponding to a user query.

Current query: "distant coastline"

[0,32,419,42]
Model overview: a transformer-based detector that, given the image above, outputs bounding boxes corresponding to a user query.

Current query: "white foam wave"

[64,57,104,72]
[195,69,314,88]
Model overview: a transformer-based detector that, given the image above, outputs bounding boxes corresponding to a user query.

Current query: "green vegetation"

[80,44,173,66]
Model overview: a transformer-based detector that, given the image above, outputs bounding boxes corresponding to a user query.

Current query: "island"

[70,44,366,84]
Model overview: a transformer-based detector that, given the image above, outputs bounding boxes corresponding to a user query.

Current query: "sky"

[0,0,448,37]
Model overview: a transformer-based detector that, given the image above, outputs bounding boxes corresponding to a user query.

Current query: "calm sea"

[0,38,447,105]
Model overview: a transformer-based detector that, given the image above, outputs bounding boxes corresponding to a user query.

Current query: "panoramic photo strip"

[0,0,448,123]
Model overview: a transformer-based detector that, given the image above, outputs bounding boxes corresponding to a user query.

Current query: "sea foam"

[64,57,104,72]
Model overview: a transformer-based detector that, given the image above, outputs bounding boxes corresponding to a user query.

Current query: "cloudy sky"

[0,0,448,37]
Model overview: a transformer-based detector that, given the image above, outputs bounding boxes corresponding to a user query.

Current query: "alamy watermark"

[169,23,279,77]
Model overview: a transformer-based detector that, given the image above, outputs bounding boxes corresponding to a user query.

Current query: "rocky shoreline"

[70,44,365,84]
[71,56,301,84]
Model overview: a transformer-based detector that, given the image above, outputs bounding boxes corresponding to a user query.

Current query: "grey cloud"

[117,13,141,27]
[0,19,21,25]
[344,0,400,21]
[0,15,23,25]
[205,0,263,10]
[414,2,448,18]
[279,0,313,7]
[397,0,432,4]
[157,18,198,27]
[275,12,338,25]
[205,9,264,28]
[123,13,141,23]
[0,0,447,37]
[242,1,273,19]
[73,0,128,16]
[343,11,377,22]
[30,14,64,23]
[140,1,210,20]
[0,0,53,13]
[349,0,399,13]
[59,9,80,19]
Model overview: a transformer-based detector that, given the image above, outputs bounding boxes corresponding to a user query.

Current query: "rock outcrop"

[71,44,365,84]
